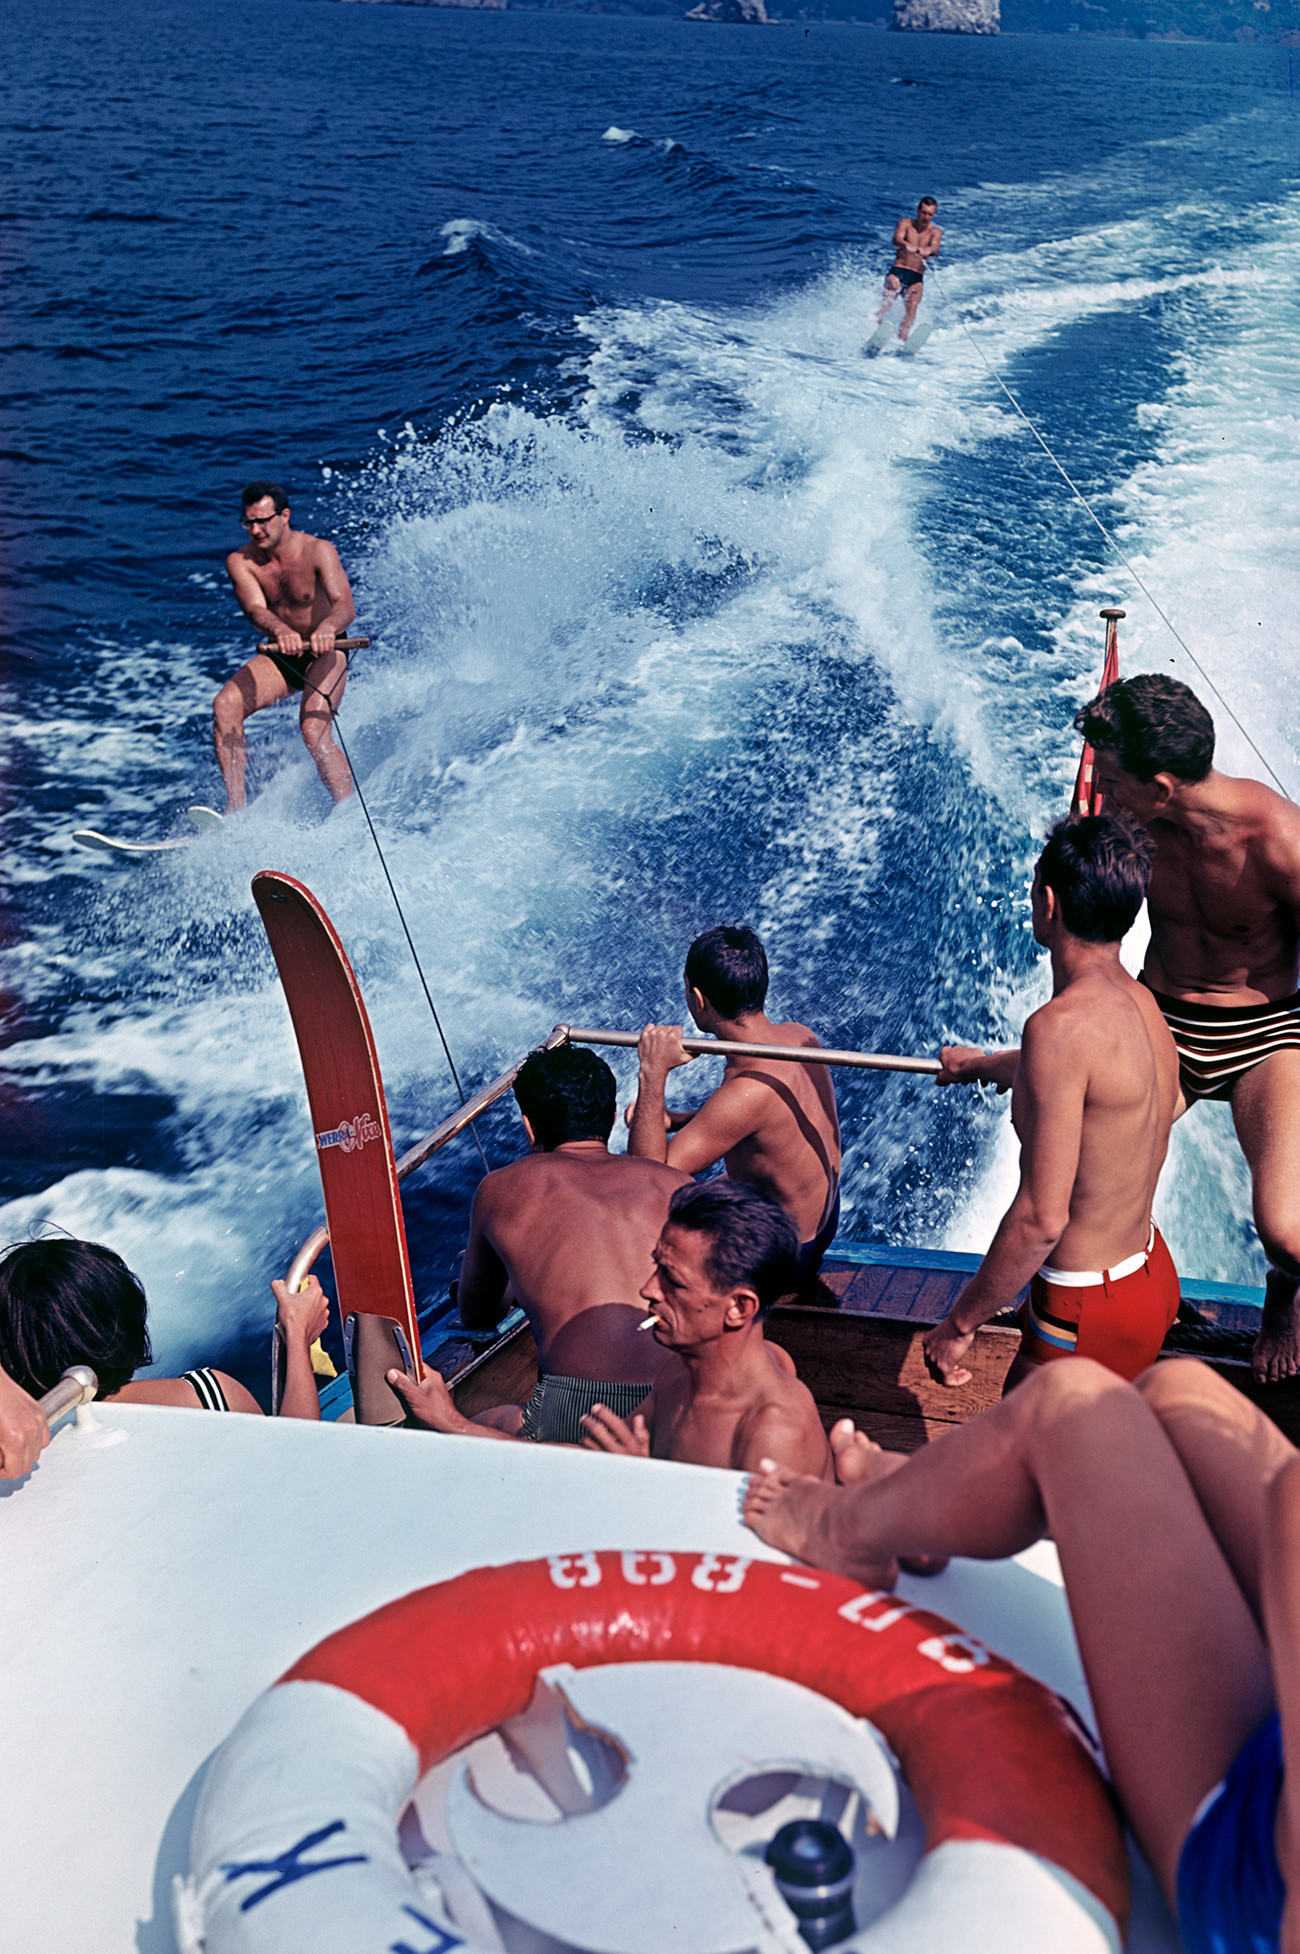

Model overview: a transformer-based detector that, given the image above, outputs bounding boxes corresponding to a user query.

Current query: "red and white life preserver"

[176,1551,1128,1954]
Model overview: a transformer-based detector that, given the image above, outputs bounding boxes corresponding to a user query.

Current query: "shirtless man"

[923,811,1181,1389]
[875,196,941,345]
[580,1178,833,1477]
[628,925,842,1282]
[1079,673,1300,1382]
[388,1045,689,1443]
[216,480,356,810]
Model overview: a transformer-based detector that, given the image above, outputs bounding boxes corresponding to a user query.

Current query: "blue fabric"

[1177,1714,1285,1954]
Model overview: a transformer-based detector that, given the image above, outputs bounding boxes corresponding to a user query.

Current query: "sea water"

[2,0,1298,1383]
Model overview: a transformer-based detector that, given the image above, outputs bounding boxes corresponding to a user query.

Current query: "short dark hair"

[513,1045,617,1148]
[665,1179,798,1316]
[1036,813,1151,944]
[0,1239,151,1399]
[1074,675,1214,785]
[919,196,937,208]
[685,925,769,1019]
[240,480,289,514]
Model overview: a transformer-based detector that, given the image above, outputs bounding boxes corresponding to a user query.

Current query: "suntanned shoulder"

[734,1389,830,1476]
[1021,983,1100,1049]
[1245,779,1300,877]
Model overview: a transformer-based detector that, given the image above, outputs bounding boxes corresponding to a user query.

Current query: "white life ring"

[176,1550,1127,1954]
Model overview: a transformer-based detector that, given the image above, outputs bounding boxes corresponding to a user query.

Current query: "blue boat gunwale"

[828,1239,1266,1308]
[316,1240,1265,1422]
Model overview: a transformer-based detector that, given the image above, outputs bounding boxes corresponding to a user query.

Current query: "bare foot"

[829,1419,906,1487]
[743,1457,898,1589]
[828,1423,948,1575]
[1253,1271,1300,1383]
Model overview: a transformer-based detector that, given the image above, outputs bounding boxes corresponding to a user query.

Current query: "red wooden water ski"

[252,870,422,1381]
[1071,607,1122,818]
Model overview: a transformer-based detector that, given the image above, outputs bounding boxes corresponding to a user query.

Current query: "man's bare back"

[1017,965,1177,1273]
[463,1142,689,1386]
[631,965,840,1256]
[924,816,1179,1387]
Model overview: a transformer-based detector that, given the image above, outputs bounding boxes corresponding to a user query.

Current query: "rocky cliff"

[684,0,770,18]
[893,0,998,28]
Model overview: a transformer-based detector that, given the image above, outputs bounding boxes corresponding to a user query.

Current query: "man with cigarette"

[388,1044,688,1442]
[394,1174,832,1479]
[580,1179,833,1475]
[627,925,842,1281]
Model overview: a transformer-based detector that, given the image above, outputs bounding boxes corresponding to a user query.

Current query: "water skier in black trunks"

[875,197,942,345]
[1080,675,1300,1382]
[216,481,356,810]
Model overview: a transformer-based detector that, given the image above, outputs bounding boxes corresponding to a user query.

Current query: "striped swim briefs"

[519,1373,652,1445]
[1143,981,1300,1103]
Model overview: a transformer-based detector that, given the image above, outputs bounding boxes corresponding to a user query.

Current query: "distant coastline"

[328,0,1300,43]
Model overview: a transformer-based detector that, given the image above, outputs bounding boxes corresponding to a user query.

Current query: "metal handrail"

[38,1366,98,1421]
[281,1019,938,1290]
[565,1027,942,1076]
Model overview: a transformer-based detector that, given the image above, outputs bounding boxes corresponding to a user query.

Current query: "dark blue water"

[4,0,1299,1385]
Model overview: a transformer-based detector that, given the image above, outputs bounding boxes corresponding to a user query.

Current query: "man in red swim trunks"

[1079,673,1300,1383]
[923,812,1181,1388]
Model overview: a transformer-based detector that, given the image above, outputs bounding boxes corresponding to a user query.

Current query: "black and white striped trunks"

[1144,982,1300,1103]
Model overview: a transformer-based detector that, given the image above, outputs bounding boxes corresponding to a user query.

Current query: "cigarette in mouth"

[638,1314,659,1330]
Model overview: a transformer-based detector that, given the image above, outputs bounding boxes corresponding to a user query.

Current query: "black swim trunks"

[796,1192,841,1284]
[263,641,352,695]
[1142,979,1300,1103]
[887,265,923,290]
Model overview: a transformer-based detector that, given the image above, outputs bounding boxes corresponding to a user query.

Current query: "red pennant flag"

[1071,610,1122,818]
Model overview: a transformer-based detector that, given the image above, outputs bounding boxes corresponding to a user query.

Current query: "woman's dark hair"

[1036,812,1151,945]
[1074,675,1214,784]
[513,1045,617,1149]
[665,1179,798,1316]
[685,925,769,1020]
[0,1239,151,1398]
[240,479,289,514]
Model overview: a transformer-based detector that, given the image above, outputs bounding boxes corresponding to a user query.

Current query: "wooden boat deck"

[319,1237,1294,1449]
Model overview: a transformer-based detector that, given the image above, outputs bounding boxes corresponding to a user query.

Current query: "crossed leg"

[1231,1050,1300,1381]
[744,1359,1273,1905]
